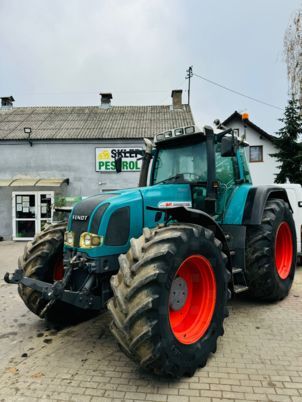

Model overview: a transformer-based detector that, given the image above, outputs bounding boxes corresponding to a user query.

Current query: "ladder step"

[232,267,242,274]
[234,285,248,294]
[230,250,236,256]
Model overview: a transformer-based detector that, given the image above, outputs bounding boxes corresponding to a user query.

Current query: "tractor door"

[215,144,237,219]
[215,145,252,220]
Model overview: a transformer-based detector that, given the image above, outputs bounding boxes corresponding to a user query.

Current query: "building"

[0,90,194,240]
[222,111,278,185]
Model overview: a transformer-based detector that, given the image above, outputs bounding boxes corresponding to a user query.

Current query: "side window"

[215,144,236,217]
[239,148,252,183]
[215,145,236,187]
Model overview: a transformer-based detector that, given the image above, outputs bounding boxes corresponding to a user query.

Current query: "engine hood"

[67,184,192,254]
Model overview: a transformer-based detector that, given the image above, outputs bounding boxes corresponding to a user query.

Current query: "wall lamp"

[24,127,33,146]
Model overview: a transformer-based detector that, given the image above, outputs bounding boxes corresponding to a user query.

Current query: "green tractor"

[5,124,297,377]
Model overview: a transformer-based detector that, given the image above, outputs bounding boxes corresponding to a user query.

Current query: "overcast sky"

[1,0,301,133]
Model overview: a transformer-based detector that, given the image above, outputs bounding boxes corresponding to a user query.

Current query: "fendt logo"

[72,215,89,221]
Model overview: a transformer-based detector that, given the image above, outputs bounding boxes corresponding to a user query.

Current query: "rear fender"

[243,186,292,225]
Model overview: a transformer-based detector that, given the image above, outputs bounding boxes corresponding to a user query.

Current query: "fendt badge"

[72,215,89,221]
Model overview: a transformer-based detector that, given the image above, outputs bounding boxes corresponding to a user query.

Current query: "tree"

[284,9,302,106]
[270,98,302,184]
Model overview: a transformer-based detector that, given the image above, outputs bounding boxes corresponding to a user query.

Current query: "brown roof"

[0,105,194,141]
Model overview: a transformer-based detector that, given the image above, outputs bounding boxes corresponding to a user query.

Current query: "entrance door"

[12,191,54,240]
[38,192,53,232]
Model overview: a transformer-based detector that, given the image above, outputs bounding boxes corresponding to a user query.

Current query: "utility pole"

[186,66,193,105]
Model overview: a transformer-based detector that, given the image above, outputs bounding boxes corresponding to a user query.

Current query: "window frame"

[249,145,263,163]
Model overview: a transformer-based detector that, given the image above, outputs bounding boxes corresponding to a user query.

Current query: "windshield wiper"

[155,174,207,186]
[155,174,184,185]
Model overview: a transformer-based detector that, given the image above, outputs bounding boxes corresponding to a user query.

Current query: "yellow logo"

[97,150,110,160]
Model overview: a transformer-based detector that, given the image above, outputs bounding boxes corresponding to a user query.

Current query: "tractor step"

[234,285,249,294]
[232,267,242,274]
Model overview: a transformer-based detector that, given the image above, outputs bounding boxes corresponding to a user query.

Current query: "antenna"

[186,66,193,105]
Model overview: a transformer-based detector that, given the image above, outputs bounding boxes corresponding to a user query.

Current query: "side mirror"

[221,136,236,157]
[115,156,122,173]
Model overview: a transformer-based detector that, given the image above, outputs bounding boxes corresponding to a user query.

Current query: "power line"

[193,72,283,111]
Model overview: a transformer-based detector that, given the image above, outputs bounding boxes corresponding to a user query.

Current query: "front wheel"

[107,223,230,377]
[246,199,297,301]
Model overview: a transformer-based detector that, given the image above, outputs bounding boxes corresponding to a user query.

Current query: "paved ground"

[0,241,302,402]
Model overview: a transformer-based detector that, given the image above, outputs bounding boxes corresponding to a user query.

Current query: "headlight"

[79,232,103,248]
[64,231,74,247]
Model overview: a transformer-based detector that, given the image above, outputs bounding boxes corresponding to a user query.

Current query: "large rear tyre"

[246,199,297,301]
[108,223,230,377]
[18,222,98,323]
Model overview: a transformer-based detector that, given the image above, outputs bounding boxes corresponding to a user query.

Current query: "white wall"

[0,139,144,239]
[225,121,279,185]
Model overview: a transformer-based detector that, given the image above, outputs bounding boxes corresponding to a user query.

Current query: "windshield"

[152,141,207,185]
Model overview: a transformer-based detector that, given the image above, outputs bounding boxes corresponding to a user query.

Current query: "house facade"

[223,111,279,185]
[0,91,194,240]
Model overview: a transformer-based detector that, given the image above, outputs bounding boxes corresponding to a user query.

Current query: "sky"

[1,0,301,134]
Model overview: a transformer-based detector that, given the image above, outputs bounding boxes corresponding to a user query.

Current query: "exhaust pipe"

[138,138,153,187]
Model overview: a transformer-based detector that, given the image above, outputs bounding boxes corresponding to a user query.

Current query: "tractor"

[5,124,297,377]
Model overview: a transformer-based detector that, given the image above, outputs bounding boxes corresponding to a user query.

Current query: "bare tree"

[284,9,302,105]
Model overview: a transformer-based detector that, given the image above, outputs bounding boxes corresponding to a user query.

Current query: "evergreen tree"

[270,98,302,184]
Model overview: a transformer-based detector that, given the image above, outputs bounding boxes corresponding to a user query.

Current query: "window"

[152,141,207,185]
[249,146,263,163]
[233,128,240,137]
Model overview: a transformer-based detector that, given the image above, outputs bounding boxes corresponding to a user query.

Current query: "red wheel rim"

[169,255,217,345]
[53,255,64,281]
[275,222,293,280]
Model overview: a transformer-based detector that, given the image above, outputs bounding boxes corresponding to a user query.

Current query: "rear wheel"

[18,222,98,323]
[108,223,230,377]
[246,199,297,301]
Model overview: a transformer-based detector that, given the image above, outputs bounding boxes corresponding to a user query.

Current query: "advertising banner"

[96,148,142,172]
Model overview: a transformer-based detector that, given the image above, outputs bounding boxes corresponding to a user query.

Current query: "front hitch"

[4,260,102,313]
[4,269,24,284]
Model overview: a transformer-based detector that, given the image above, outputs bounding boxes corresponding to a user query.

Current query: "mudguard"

[242,186,292,225]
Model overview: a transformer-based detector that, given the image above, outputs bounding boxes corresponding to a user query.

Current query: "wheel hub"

[169,277,188,311]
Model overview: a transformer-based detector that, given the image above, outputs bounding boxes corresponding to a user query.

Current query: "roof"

[0,105,194,141]
[222,111,275,142]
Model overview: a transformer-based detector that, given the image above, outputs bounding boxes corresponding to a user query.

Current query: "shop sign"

[96,148,142,172]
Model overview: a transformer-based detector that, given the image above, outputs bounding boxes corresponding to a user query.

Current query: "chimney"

[1,96,15,109]
[99,92,112,109]
[171,90,183,109]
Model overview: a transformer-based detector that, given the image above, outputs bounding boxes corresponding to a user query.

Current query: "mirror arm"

[216,128,233,143]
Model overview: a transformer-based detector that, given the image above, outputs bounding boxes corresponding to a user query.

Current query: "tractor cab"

[143,125,252,221]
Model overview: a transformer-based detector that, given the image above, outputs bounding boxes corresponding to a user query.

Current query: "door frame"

[12,191,54,241]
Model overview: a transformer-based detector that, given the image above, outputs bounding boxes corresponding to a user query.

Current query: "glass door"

[13,192,37,240]
[12,191,54,241]
[38,192,54,232]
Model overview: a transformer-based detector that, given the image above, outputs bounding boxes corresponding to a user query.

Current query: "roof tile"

[0,105,194,141]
